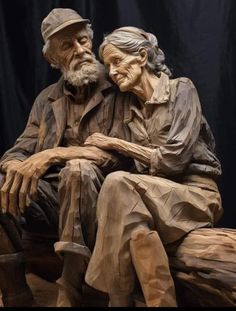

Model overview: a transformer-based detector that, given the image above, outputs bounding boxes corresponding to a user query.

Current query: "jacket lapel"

[80,79,112,124]
[80,92,103,123]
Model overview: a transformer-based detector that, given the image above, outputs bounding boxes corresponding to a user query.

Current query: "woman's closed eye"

[113,58,122,66]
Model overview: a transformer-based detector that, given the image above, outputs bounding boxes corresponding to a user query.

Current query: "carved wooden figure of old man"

[0,10,134,307]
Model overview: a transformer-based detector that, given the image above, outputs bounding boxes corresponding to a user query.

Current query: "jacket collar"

[47,75,65,101]
[146,72,170,105]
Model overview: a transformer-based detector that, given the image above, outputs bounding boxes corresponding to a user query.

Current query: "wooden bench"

[22,227,236,307]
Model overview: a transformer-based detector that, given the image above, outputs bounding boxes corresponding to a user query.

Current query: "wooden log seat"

[22,227,236,307]
[169,228,236,307]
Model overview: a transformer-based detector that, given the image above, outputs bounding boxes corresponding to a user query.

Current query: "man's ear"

[138,48,148,67]
[43,51,59,68]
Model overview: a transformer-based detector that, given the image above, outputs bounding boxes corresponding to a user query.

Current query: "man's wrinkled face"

[102,44,142,92]
[51,23,93,70]
[49,24,102,86]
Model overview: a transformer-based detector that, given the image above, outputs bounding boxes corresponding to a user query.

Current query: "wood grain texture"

[169,228,236,307]
[22,227,236,307]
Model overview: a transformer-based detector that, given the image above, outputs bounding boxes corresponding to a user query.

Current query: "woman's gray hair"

[99,26,171,77]
[42,23,94,66]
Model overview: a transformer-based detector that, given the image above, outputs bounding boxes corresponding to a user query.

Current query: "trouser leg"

[85,171,177,307]
[56,252,87,307]
[22,174,59,234]
[54,159,104,307]
[0,171,59,307]
[0,172,33,307]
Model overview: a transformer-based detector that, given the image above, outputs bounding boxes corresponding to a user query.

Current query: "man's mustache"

[70,55,94,70]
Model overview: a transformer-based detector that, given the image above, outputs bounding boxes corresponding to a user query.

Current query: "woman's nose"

[109,64,118,77]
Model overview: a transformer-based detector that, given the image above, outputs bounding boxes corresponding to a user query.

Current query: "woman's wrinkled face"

[102,44,143,92]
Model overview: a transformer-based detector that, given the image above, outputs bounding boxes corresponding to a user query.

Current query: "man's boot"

[56,252,87,307]
[130,228,177,307]
[0,213,33,307]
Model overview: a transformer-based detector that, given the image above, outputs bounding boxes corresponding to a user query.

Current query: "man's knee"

[59,159,96,182]
[66,159,93,169]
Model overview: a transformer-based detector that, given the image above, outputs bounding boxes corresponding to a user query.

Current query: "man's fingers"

[29,174,39,202]
[0,172,15,212]
[19,177,30,213]
[8,173,22,217]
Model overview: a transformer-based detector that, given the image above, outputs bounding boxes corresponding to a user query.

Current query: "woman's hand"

[84,133,118,150]
[85,133,152,166]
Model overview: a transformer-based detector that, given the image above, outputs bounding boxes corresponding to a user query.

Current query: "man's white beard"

[62,58,105,87]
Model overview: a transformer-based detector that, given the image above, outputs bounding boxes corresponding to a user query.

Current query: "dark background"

[0,0,235,228]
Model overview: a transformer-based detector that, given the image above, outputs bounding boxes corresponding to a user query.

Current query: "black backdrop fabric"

[0,0,235,228]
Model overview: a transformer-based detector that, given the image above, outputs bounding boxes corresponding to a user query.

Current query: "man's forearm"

[51,146,85,162]
[47,146,119,169]
[49,146,101,164]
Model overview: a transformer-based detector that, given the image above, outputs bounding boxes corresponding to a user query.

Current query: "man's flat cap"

[41,8,89,42]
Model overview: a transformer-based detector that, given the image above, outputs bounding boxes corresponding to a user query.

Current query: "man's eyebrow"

[76,32,88,37]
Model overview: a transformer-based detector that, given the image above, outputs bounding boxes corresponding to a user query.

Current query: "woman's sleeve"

[150,78,202,176]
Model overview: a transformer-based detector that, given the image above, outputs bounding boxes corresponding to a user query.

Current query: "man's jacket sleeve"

[0,93,43,172]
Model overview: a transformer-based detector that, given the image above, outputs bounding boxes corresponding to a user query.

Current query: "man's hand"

[0,146,120,217]
[0,150,56,217]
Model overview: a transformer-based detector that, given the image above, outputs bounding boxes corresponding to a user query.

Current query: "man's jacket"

[0,76,133,171]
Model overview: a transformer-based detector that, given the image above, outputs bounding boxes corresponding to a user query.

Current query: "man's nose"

[73,41,85,56]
